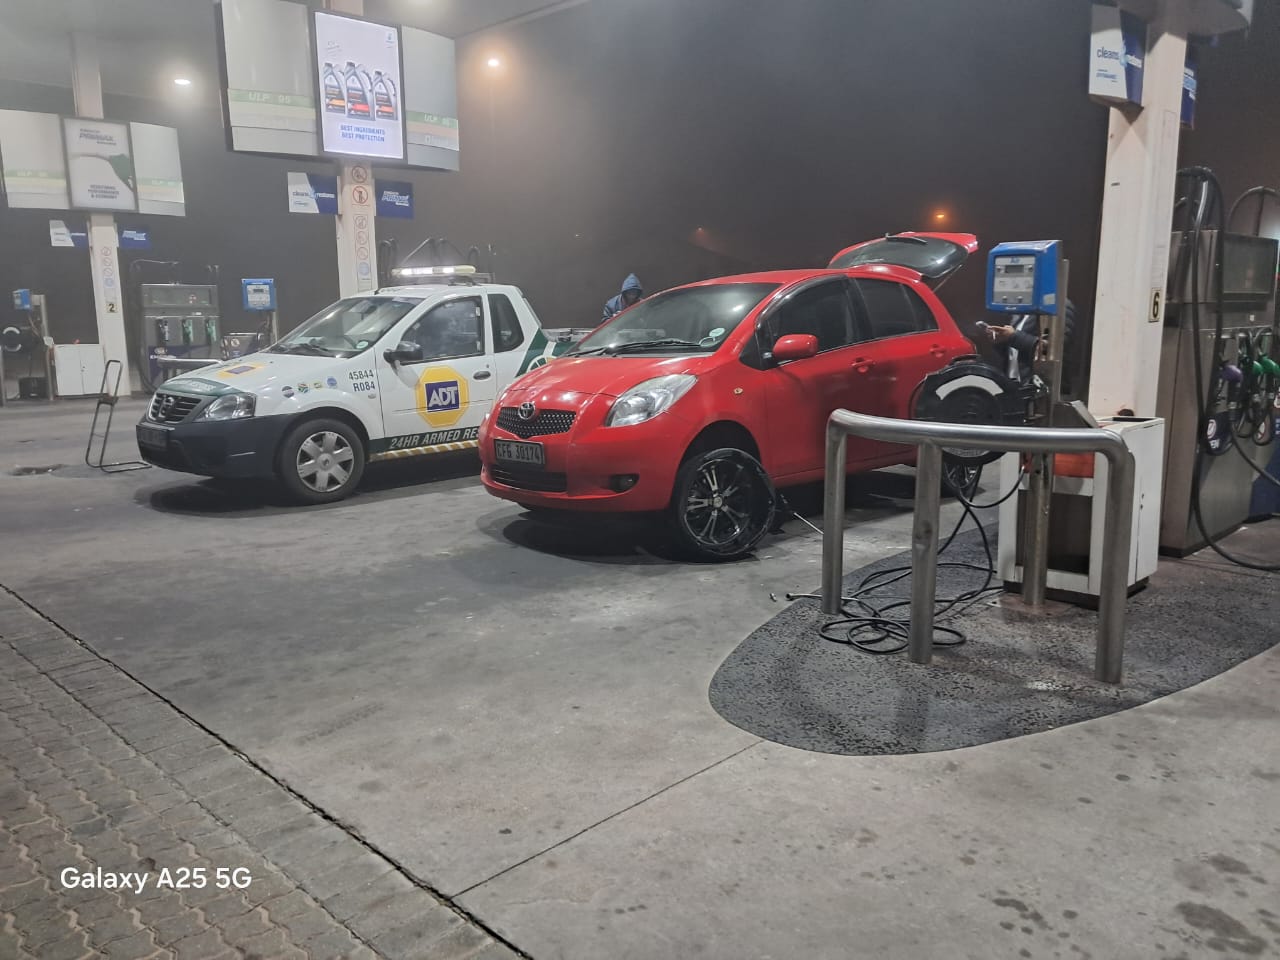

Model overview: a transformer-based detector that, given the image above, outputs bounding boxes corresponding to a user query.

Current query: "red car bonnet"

[503,353,725,400]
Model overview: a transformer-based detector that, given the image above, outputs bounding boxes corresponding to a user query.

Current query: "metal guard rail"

[822,411,1136,684]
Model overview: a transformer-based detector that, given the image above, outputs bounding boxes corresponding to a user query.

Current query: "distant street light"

[933,210,948,223]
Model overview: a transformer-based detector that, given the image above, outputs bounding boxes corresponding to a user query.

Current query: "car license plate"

[494,439,545,467]
[138,424,170,448]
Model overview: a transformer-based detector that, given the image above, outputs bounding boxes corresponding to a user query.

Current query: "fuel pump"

[127,260,220,391]
[1157,168,1280,565]
[3,289,54,403]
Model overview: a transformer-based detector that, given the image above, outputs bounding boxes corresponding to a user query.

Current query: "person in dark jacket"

[601,273,644,323]
[983,299,1076,382]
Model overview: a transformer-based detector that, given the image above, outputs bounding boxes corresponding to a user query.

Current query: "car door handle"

[473,370,492,380]
[929,343,947,358]
[852,357,874,374]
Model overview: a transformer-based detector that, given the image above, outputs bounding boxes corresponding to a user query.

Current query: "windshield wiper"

[567,345,611,357]
[604,338,706,354]
[279,341,331,356]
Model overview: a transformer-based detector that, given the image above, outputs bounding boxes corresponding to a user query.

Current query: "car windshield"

[570,283,778,355]
[268,297,422,358]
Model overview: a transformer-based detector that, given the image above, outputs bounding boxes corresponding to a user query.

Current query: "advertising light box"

[63,118,137,212]
[314,11,405,161]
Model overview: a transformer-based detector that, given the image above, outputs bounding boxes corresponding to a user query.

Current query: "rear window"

[830,236,968,280]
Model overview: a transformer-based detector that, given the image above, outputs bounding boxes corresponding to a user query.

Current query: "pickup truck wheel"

[277,418,366,505]
[670,447,775,561]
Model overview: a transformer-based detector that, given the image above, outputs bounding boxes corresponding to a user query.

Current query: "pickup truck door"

[487,289,564,387]
[374,293,497,455]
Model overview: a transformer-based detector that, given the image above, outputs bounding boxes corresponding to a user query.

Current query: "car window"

[401,297,484,361]
[488,293,525,353]
[768,280,855,352]
[854,278,935,339]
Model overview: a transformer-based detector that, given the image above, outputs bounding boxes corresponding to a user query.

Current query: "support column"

[71,32,130,395]
[336,159,378,296]
[325,0,378,297]
[1087,1,1188,417]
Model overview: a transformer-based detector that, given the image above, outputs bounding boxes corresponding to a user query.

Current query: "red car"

[479,232,978,559]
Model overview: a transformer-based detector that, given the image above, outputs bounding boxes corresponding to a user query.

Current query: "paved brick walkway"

[0,589,520,960]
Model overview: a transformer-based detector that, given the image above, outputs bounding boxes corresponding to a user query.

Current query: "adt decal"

[425,381,460,412]
[416,366,469,427]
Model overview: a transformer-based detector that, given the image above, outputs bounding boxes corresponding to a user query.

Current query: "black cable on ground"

[781,461,1023,657]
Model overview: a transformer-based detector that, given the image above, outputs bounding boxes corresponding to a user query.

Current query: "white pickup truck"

[135,271,581,503]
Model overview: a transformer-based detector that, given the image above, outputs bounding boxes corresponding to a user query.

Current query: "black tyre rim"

[943,461,981,498]
[681,454,772,556]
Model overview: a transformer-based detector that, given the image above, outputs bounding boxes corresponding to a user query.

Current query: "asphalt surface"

[2,397,1278,960]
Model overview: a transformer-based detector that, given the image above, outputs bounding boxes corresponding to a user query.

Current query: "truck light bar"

[392,265,477,277]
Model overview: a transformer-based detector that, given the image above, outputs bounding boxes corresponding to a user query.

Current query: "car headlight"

[606,374,697,427]
[199,393,256,421]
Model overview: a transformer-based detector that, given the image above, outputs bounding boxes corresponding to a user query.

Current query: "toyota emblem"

[517,401,538,421]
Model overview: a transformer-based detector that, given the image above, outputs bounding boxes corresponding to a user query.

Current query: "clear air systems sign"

[62,118,137,212]
[1089,5,1146,107]
[314,11,405,161]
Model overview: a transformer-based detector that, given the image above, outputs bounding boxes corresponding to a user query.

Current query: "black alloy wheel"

[670,447,775,561]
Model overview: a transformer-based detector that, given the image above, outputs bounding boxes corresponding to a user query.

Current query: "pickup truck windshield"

[571,283,779,355]
[269,297,423,358]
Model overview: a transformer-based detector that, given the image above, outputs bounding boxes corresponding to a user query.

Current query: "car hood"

[502,354,718,401]
[158,352,349,397]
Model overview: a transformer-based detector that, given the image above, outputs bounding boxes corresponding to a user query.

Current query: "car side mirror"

[770,334,820,363]
[384,341,423,365]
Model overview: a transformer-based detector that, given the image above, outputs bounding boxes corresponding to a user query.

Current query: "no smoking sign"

[352,186,370,206]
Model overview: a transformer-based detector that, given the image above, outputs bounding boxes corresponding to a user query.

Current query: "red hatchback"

[480,233,978,559]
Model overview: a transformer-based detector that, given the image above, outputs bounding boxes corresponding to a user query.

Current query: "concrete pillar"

[325,0,379,296]
[70,31,130,394]
[336,159,378,296]
[1086,2,1188,417]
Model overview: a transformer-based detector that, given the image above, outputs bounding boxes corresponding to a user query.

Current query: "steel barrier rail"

[822,411,1136,684]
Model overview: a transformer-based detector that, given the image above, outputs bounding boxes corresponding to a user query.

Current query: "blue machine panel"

[12,289,32,311]
[241,278,277,312]
[986,240,1061,314]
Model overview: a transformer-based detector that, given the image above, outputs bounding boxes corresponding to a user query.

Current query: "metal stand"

[823,411,1135,684]
[85,360,151,473]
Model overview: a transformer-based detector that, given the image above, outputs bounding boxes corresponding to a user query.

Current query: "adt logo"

[425,381,461,412]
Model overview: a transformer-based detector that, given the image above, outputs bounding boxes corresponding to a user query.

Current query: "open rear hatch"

[828,232,978,288]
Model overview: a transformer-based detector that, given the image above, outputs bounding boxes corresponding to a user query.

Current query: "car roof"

[374,283,516,297]
[679,266,924,289]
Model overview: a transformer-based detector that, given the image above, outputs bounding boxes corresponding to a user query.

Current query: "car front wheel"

[669,447,775,561]
[277,418,366,505]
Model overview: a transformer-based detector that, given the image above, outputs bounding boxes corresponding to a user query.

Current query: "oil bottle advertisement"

[314,11,404,161]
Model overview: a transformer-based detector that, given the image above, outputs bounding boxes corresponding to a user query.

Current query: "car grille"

[148,391,202,424]
[490,467,569,493]
[495,407,576,439]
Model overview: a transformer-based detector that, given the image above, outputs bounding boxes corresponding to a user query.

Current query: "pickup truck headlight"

[199,393,256,421]
[606,374,696,427]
